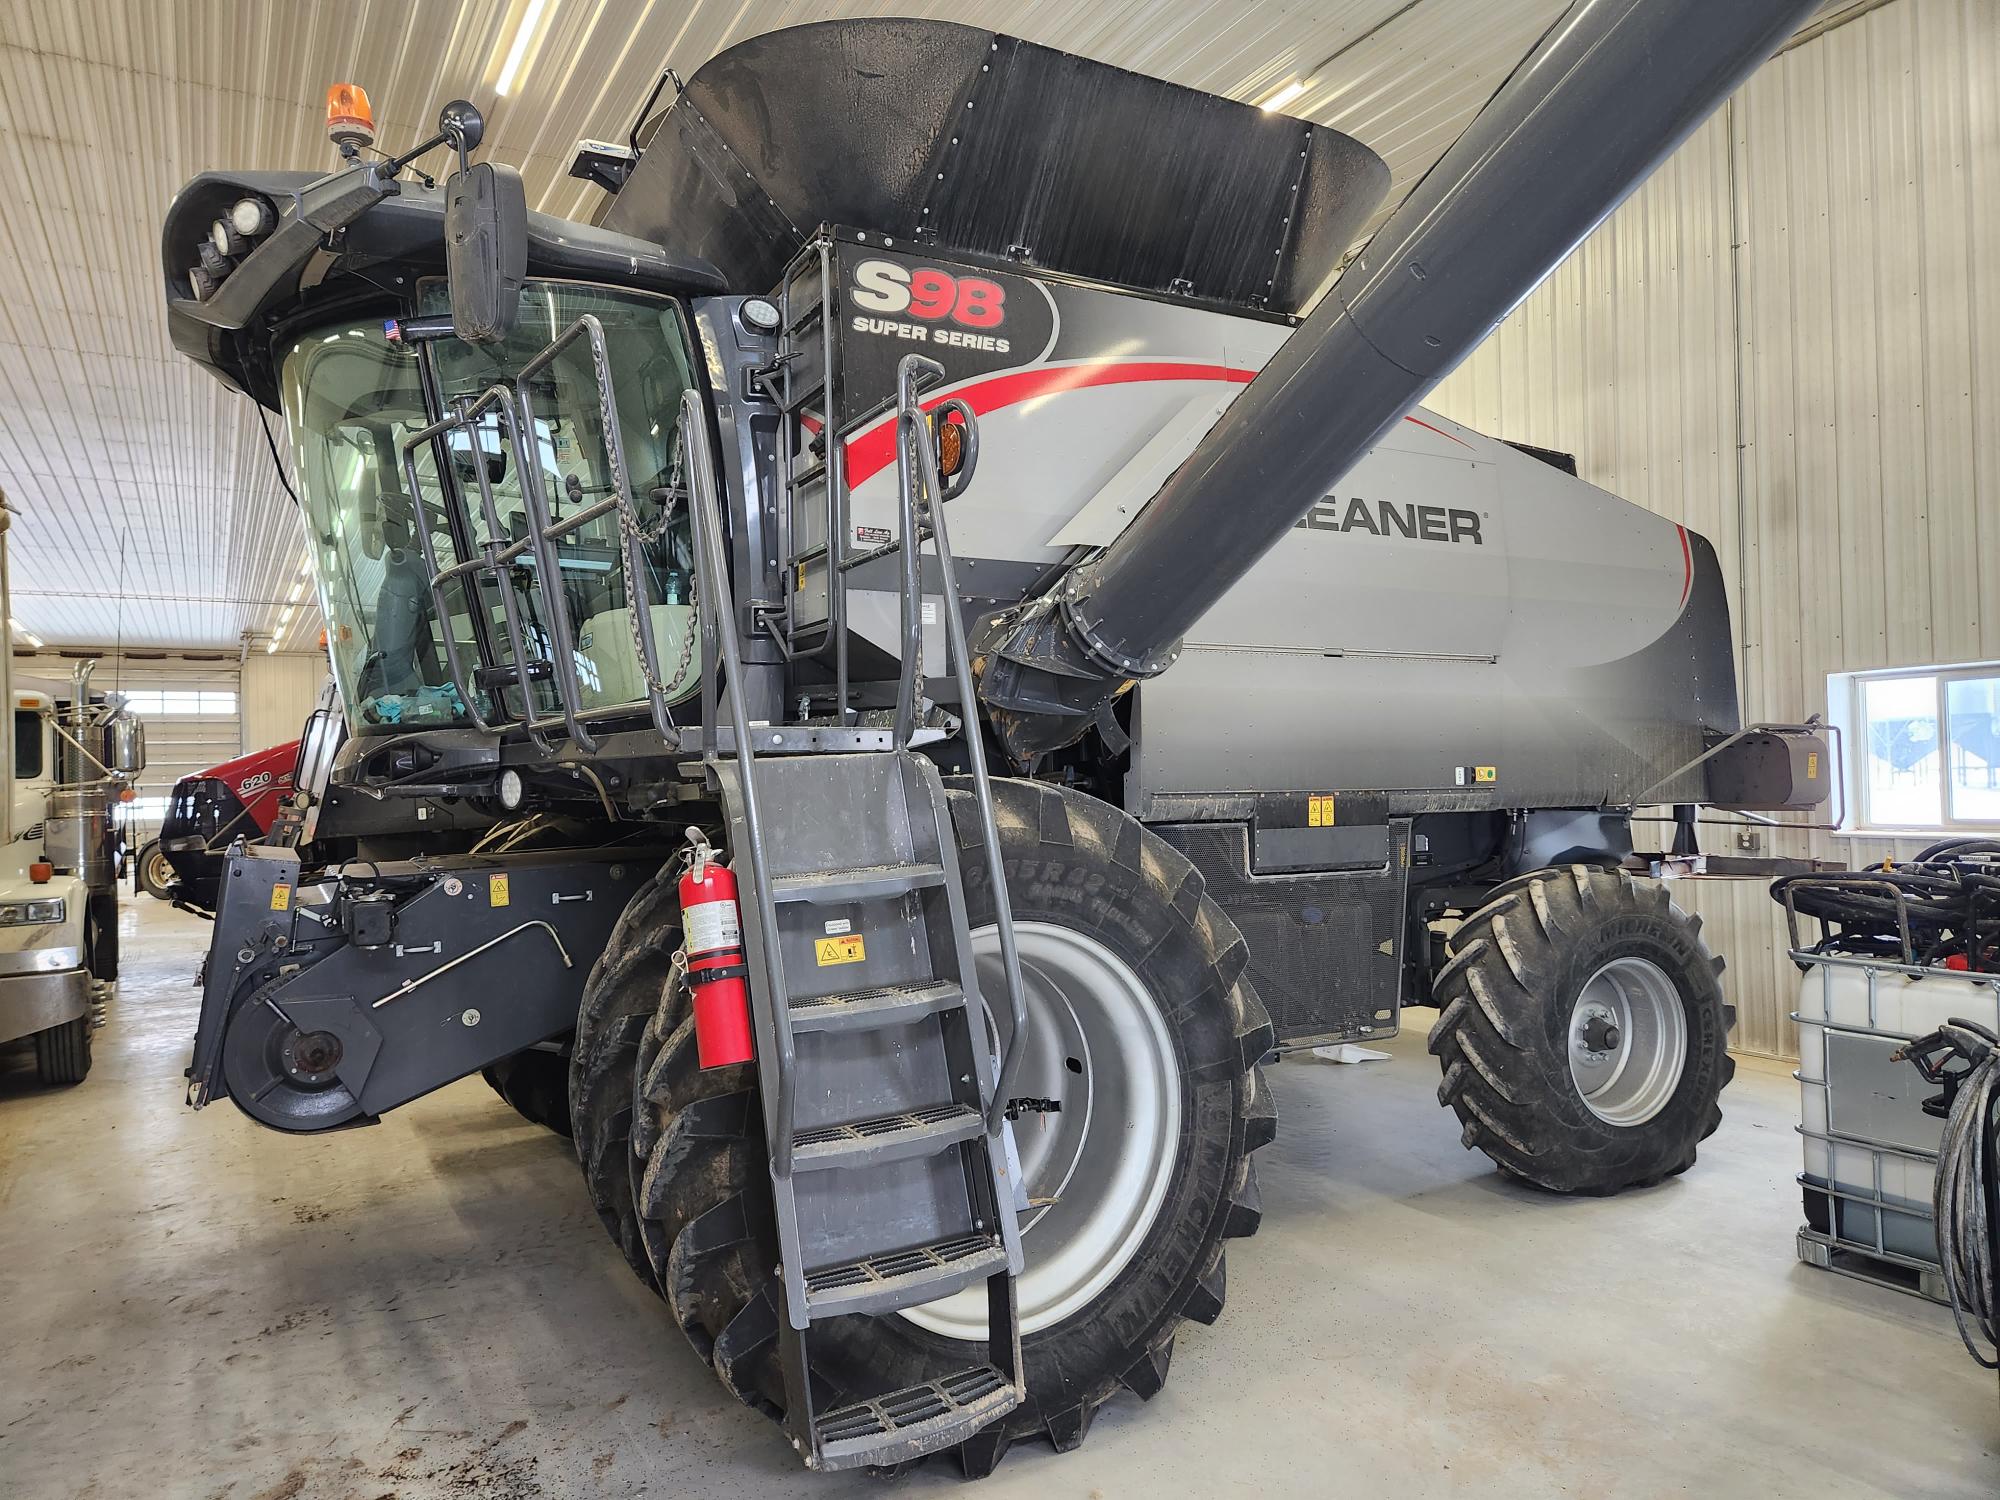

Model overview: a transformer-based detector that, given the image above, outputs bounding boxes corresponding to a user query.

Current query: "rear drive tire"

[1428,864,1733,1195]
[137,842,177,901]
[569,868,679,1292]
[618,780,1274,1475]
[482,1049,574,1137]
[34,1015,92,1086]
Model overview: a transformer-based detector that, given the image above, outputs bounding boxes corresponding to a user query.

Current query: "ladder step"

[789,980,965,1035]
[772,862,945,905]
[813,1365,1022,1472]
[793,1103,983,1172]
[803,1234,1008,1320]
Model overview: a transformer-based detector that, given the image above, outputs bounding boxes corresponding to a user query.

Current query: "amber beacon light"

[325,83,376,152]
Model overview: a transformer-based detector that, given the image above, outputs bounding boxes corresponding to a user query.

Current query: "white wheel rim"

[1568,955,1688,1126]
[897,921,1182,1340]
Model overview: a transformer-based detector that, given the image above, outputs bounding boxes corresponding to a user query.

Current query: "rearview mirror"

[444,159,527,344]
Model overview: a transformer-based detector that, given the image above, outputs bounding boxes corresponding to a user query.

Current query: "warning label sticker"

[815,934,867,967]
[1306,794,1335,827]
[269,882,291,911]
[490,873,510,907]
[686,901,742,956]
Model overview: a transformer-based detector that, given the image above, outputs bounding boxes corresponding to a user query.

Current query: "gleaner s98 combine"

[162,1,1829,1473]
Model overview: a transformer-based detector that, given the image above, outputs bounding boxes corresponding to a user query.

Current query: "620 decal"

[851,259,1006,328]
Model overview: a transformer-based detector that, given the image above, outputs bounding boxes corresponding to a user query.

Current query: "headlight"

[230,195,277,238]
[0,898,65,926]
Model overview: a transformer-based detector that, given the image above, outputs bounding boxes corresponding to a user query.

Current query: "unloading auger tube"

[973,0,1823,762]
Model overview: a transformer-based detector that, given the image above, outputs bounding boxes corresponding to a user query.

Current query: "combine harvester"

[160,0,1827,1473]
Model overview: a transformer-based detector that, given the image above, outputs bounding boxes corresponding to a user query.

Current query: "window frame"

[1844,662,2000,834]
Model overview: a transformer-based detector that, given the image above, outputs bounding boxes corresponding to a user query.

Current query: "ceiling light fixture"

[287,581,305,603]
[9,617,43,650]
[1261,78,1307,112]
[495,0,551,97]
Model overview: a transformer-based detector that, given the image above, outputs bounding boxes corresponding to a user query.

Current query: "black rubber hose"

[1930,1022,2000,1383]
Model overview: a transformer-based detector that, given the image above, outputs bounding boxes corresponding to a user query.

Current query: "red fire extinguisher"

[679,829,756,1068]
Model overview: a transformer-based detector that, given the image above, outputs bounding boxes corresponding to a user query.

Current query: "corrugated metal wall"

[241,654,326,755]
[1427,0,2000,1059]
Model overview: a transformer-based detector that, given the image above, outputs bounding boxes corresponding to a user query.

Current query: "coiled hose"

[1898,1019,2000,1394]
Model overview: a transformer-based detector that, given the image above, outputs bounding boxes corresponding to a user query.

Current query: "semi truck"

[0,512,145,1085]
[158,0,1828,1474]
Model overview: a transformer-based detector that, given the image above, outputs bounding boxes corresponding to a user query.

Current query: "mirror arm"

[382,129,452,179]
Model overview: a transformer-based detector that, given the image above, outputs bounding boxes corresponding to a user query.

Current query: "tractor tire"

[1428,864,1733,1195]
[568,868,680,1292]
[481,1050,574,1137]
[136,842,178,901]
[34,1015,92,1086]
[618,779,1274,1475]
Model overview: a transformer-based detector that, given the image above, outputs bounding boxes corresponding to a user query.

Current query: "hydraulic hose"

[1899,1021,2000,1396]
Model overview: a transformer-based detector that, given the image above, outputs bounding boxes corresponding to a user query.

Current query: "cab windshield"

[280,282,703,736]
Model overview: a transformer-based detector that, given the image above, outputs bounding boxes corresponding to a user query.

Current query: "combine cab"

[158,2,1825,1474]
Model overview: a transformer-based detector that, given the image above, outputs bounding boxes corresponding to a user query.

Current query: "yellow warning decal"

[270,883,291,911]
[1307,793,1335,827]
[491,873,510,907]
[815,934,867,967]
[1474,765,1498,784]
[1806,751,1820,779]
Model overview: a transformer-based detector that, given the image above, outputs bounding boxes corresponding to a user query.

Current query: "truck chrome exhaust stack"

[975,0,1821,763]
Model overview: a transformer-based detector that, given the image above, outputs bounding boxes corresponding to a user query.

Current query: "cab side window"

[14,709,42,780]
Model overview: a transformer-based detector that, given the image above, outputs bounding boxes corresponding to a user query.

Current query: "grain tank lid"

[603,18,1390,315]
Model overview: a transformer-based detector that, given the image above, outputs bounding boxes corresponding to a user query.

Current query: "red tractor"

[135,740,298,909]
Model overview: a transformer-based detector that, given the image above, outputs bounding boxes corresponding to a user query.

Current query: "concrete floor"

[2,899,1995,1500]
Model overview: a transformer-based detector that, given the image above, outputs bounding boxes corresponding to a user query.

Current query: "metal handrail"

[454,387,555,752]
[401,314,690,753]
[890,358,928,750]
[514,314,682,746]
[401,398,505,735]
[894,353,1030,1136]
[679,390,801,1178]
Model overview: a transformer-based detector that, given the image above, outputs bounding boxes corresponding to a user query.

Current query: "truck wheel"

[621,780,1274,1474]
[1428,865,1733,1195]
[481,1050,573,1137]
[137,842,178,900]
[569,868,679,1292]
[34,1015,92,1086]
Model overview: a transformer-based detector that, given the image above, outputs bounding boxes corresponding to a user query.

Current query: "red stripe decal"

[842,361,1255,487]
[1401,414,1474,449]
[836,358,1474,487]
[1676,524,1693,607]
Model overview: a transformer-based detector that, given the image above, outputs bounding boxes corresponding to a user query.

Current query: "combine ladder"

[677,357,1031,1471]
